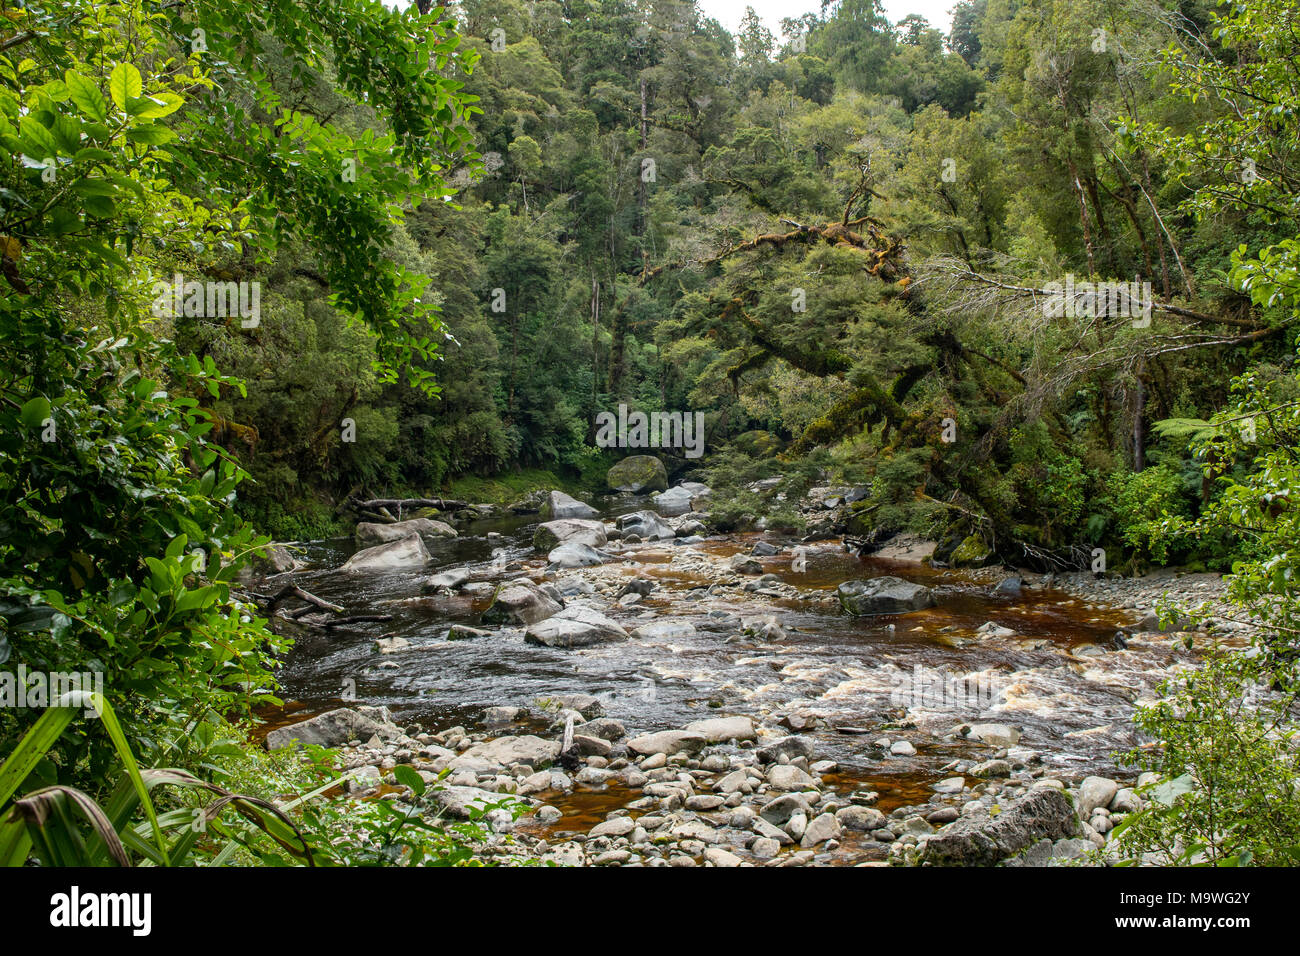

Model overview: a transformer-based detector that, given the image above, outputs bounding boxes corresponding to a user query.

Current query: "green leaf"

[109,63,142,111]
[125,124,175,145]
[127,92,183,119]
[64,71,107,123]
[19,397,50,430]
[393,765,426,796]
[0,703,77,808]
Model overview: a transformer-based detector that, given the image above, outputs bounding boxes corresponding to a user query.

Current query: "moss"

[606,454,668,492]
[729,430,783,458]
[845,503,879,537]
[950,533,993,567]
[445,468,569,505]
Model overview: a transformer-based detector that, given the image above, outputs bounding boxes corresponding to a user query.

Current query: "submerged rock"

[631,620,697,640]
[447,624,492,641]
[424,566,472,591]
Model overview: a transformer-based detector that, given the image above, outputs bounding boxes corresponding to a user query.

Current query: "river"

[259,497,1194,825]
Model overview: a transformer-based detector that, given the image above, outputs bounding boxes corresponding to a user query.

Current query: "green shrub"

[1107,465,1191,565]
[1114,651,1300,866]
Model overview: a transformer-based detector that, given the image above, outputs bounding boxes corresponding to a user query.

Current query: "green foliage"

[1107,465,1191,565]
[1114,652,1300,866]
[0,0,479,791]
[1002,423,1087,548]
[0,692,311,867]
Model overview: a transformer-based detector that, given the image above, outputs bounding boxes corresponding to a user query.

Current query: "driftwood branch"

[262,584,345,615]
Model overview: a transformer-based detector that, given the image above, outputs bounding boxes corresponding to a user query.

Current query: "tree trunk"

[1133,362,1146,473]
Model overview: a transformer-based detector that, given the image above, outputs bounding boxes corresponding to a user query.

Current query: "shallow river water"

[260,500,1196,821]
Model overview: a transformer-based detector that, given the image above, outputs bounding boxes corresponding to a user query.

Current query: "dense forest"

[2,0,1300,879]
[171,0,1293,577]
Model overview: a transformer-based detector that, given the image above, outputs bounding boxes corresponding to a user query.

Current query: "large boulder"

[252,544,300,577]
[482,580,562,625]
[506,490,547,515]
[616,510,676,541]
[651,485,696,516]
[524,605,630,648]
[1076,776,1120,818]
[539,490,598,520]
[627,730,707,757]
[547,542,612,568]
[919,786,1079,866]
[264,707,400,750]
[767,765,818,790]
[448,735,560,772]
[607,455,669,493]
[950,533,993,568]
[340,533,432,573]
[534,518,608,551]
[837,576,935,615]
[685,716,756,742]
[355,517,457,546]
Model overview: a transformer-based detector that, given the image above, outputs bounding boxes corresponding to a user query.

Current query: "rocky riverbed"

[254,482,1246,866]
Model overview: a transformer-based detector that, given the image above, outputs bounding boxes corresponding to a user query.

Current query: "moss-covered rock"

[845,499,880,537]
[950,533,993,567]
[606,455,668,493]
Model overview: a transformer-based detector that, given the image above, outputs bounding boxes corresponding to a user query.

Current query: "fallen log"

[262,584,345,615]
[350,497,468,512]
